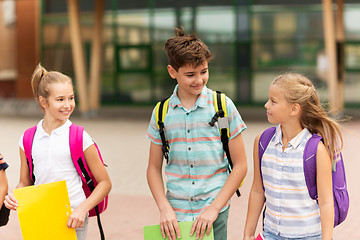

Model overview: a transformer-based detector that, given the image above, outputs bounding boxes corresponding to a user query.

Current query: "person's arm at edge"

[243,135,266,240]
[316,142,334,240]
[0,169,8,206]
[147,142,181,240]
[4,147,33,210]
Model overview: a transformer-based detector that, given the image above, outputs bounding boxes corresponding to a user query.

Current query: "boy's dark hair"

[164,27,213,71]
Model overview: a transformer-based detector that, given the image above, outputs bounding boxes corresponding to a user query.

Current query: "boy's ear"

[167,65,177,79]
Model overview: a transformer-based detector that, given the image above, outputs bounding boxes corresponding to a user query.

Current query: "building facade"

[1,0,360,106]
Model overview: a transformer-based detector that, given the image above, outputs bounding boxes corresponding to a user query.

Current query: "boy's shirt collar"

[169,85,209,110]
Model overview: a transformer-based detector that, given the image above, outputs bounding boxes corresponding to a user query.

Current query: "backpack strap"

[303,133,322,200]
[209,91,241,197]
[210,91,229,137]
[23,126,37,183]
[69,124,105,240]
[69,124,92,187]
[258,127,277,181]
[155,97,171,163]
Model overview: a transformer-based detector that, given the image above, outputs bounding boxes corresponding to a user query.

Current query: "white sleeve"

[83,130,94,151]
[19,133,24,151]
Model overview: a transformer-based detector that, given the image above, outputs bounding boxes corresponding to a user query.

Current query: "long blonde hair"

[31,63,72,109]
[272,73,343,161]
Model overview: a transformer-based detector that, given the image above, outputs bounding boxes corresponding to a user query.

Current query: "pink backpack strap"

[23,126,37,183]
[69,124,107,239]
[69,124,92,184]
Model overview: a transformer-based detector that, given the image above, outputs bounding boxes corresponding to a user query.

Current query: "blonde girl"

[244,73,342,240]
[4,64,111,240]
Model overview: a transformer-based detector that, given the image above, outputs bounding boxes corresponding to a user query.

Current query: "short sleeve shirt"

[146,85,246,221]
[19,119,94,210]
[262,125,321,238]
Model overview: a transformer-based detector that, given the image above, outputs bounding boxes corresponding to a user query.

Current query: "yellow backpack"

[155,90,244,197]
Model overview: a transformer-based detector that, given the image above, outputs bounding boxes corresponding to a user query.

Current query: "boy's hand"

[4,192,18,210]
[160,207,181,240]
[190,206,219,239]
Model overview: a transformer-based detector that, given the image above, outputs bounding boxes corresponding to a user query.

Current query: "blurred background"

[1,1,360,239]
[1,0,360,113]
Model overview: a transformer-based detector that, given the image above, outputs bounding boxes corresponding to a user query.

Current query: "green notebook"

[143,221,214,240]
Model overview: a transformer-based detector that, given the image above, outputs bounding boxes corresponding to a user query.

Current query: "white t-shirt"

[19,119,94,210]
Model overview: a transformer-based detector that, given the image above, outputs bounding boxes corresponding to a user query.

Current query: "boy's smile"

[167,62,209,102]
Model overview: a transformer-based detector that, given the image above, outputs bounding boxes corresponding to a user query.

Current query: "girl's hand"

[160,207,181,240]
[4,192,18,210]
[243,235,256,240]
[190,206,220,239]
[67,205,87,229]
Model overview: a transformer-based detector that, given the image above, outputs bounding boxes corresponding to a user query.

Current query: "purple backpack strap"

[23,126,37,183]
[303,133,322,200]
[258,127,277,179]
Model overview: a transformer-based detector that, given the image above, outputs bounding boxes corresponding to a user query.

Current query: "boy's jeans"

[213,207,230,240]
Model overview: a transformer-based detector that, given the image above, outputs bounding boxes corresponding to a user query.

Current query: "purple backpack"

[23,124,108,239]
[259,127,349,227]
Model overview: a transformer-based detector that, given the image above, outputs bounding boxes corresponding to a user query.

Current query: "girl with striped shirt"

[244,73,343,240]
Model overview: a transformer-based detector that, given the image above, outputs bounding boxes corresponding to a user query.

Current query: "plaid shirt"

[147,85,246,221]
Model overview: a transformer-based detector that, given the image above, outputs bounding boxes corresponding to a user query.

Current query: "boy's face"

[167,61,209,99]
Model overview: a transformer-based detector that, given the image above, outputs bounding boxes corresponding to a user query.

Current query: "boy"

[146,28,247,240]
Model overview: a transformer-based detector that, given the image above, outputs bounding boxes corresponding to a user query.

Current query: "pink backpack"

[23,123,108,239]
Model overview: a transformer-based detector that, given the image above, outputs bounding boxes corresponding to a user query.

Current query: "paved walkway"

[0,107,359,239]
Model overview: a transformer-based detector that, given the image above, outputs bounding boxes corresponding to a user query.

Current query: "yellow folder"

[14,180,77,240]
